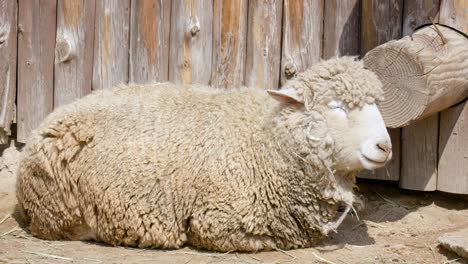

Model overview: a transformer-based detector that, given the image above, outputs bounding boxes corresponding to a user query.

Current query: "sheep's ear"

[267,88,304,105]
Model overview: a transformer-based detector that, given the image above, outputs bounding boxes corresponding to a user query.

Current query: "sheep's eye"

[327,101,346,112]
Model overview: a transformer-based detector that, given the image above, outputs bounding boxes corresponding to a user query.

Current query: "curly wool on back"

[16,57,383,251]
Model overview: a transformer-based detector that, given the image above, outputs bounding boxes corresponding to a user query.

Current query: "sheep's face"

[268,89,392,172]
[321,99,392,171]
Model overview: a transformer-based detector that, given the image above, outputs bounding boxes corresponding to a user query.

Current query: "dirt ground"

[0,141,467,264]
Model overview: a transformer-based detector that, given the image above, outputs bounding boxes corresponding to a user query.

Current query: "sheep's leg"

[322,206,350,235]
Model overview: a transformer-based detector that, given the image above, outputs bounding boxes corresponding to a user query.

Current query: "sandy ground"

[0,141,467,264]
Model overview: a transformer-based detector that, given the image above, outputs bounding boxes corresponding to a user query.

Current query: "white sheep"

[16,57,392,251]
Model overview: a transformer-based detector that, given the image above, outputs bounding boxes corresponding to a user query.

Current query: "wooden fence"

[0,0,467,194]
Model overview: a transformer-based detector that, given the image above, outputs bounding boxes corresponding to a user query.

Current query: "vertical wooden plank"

[402,0,440,36]
[0,0,17,144]
[93,0,130,90]
[245,0,283,90]
[211,0,248,88]
[281,0,323,85]
[17,0,56,143]
[359,0,403,181]
[169,0,213,85]
[438,0,468,194]
[438,101,468,194]
[130,0,171,83]
[54,0,96,108]
[322,0,360,59]
[399,0,441,190]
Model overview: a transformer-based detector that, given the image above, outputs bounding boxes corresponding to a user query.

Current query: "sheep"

[16,57,392,252]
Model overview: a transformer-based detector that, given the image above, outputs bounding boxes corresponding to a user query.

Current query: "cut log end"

[364,25,468,128]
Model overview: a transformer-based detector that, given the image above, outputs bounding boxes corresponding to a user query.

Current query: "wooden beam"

[437,0,468,194]
[17,0,56,143]
[169,0,213,85]
[281,0,323,85]
[359,0,404,181]
[54,0,95,108]
[93,0,130,90]
[245,0,283,90]
[211,0,248,88]
[323,0,360,59]
[0,0,17,144]
[130,0,171,83]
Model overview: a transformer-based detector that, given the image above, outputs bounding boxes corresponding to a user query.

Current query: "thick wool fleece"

[16,57,383,251]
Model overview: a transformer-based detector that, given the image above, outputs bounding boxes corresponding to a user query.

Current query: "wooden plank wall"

[1,0,467,194]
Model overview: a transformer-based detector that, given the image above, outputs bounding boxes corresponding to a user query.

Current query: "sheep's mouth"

[359,153,387,169]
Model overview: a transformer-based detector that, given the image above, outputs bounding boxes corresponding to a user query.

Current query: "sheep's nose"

[376,142,392,155]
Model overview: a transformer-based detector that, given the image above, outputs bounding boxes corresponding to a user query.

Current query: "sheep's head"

[268,57,392,172]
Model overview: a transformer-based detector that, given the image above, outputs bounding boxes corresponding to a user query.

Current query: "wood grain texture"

[361,0,404,55]
[0,0,17,144]
[438,0,468,194]
[323,0,360,59]
[169,0,213,85]
[211,0,248,88]
[281,0,323,85]
[130,0,171,83]
[93,0,130,90]
[54,0,95,108]
[402,0,440,36]
[17,0,56,143]
[400,116,439,190]
[245,0,283,90]
[359,0,404,181]
[438,101,468,194]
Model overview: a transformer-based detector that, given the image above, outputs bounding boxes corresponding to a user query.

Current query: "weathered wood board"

[323,0,360,59]
[402,0,440,36]
[281,0,323,85]
[437,0,468,194]
[169,0,213,85]
[360,0,404,181]
[130,0,171,83]
[0,0,17,144]
[17,0,56,143]
[245,0,283,90]
[54,0,95,108]
[211,0,248,88]
[93,0,130,90]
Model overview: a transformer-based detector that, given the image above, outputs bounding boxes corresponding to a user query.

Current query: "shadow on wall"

[338,1,361,57]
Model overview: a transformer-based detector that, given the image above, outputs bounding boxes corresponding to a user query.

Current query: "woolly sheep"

[16,57,392,252]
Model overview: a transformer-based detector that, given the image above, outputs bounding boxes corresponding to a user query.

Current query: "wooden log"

[359,0,404,181]
[281,0,323,85]
[17,0,56,143]
[438,101,468,194]
[322,0,360,59]
[169,0,213,85]
[363,25,468,128]
[399,0,441,191]
[54,0,95,108]
[245,0,283,90]
[93,0,130,90]
[0,0,17,144]
[130,0,171,83]
[211,0,248,88]
[437,0,468,194]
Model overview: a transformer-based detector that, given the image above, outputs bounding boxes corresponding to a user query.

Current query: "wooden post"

[437,0,468,194]
[17,0,56,143]
[130,0,171,83]
[281,0,323,85]
[322,0,360,59]
[0,0,17,144]
[93,0,130,90]
[399,0,441,191]
[169,0,213,85]
[359,0,404,181]
[211,0,248,89]
[245,0,283,90]
[54,0,95,108]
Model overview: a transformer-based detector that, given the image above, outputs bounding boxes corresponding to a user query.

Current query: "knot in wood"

[0,26,9,44]
[189,18,200,37]
[284,62,297,78]
[55,36,75,63]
